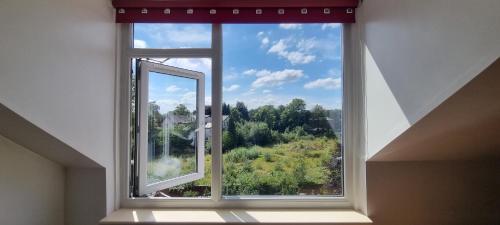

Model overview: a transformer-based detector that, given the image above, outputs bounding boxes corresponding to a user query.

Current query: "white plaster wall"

[0,0,116,214]
[357,0,500,158]
[0,135,65,225]
[66,168,107,225]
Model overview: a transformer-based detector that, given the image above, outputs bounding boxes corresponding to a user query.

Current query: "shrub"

[281,126,313,143]
[258,170,299,195]
[293,159,307,186]
[237,122,273,146]
[225,147,259,163]
[271,130,283,143]
[264,152,273,162]
[223,162,260,195]
[304,150,323,158]
[274,162,284,172]
[278,172,299,194]
[222,130,242,152]
[257,173,281,194]
[220,137,341,196]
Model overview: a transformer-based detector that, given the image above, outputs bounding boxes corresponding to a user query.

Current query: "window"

[129,57,213,198]
[121,23,351,207]
[222,24,343,197]
[137,61,206,196]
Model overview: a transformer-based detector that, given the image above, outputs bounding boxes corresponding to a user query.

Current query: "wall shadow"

[65,168,107,225]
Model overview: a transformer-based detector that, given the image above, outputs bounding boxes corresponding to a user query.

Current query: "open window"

[121,22,355,207]
[137,60,205,196]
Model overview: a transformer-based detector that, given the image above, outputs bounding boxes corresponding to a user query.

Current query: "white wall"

[0,0,116,215]
[0,135,65,225]
[357,0,500,158]
[66,168,107,225]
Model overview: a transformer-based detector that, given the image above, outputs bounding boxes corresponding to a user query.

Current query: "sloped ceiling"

[370,57,500,161]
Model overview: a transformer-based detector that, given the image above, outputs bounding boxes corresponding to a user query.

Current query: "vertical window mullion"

[123,23,136,198]
[210,24,223,201]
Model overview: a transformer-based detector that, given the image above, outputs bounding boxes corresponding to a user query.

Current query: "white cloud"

[327,68,342,77]
[257,31,271,47]
[178,91,197,110]
[261,37,270,46]
[181,91,196,102]
[251,69,304,88]
[268,39,316,65]
[268,39,288,54]
[279,24,303,30]
[135,24,211,48]
[321,23,341,30]
[134,39,147,48]
[166,85,182,92]
[262,89,272,94]
[224,67,241,80]
[154,91,201,113]
[163,58,211,76]
[223,84,240,92]
[155,99,179,114]
[284,52,316,65]
[242,89,256,96]
[243,69,257,76]
[297,38,318,52]
[304,77,341,90]
[267,34,341,63]
[224,73,238,80]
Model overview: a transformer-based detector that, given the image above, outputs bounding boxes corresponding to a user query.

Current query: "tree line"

[148,99,342,155]
[220,99,340,152]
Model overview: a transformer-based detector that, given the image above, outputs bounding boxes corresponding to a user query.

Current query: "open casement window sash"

[138,61,205,196]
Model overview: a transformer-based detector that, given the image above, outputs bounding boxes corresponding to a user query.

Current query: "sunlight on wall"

[365,46,410,159]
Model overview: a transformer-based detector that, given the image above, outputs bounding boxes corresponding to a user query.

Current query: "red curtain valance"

[112,0,358,23]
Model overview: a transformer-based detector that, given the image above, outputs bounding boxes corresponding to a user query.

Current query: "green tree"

[168,118,196,155]
[250,105,280,130]
[222,131,235,152]
[173,104,190,116]
[235,101,250,121]
[279,98,310,131]
[222,103,231,115]
[229,107,242,123]
[222,108,243,152]
[309,105,334,137]
[237,122,273,146]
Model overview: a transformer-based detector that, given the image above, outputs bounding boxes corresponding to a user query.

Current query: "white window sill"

[100,209,372,224]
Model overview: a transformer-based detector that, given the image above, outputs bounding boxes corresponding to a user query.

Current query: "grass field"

[161,137,342,197]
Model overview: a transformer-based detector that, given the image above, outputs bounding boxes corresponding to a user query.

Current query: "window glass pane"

[222,24,343,196]
[147,72,198,184]
[131,58,212,197]
[133,24,212,49]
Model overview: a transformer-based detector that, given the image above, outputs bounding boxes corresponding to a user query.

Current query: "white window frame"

[117,23,359,209]
[137,61,205,196]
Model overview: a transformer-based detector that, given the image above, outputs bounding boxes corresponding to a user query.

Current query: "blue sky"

[134,23,342,113]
